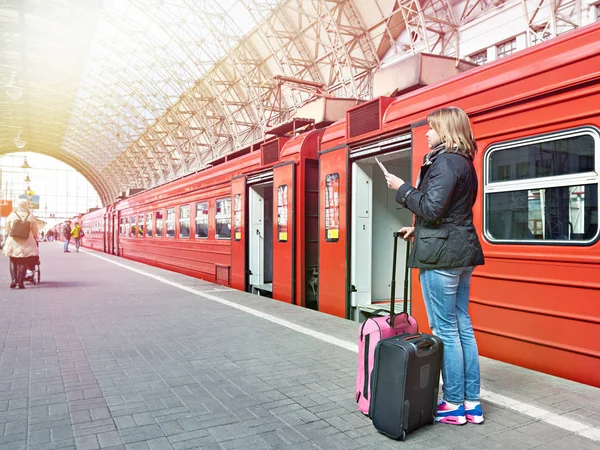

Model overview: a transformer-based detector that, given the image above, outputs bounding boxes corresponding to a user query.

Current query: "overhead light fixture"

[24,174,31,183]
[20,156,31,169]
[14,130,26,149]
[5,71,22,101]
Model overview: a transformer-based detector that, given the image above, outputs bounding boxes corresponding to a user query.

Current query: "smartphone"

[375,157,389,175]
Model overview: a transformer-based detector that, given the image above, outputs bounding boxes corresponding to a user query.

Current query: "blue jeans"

[64,238,70,252]
[420,267,480,404]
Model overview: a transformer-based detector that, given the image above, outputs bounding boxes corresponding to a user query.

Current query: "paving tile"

[74,435,101,450]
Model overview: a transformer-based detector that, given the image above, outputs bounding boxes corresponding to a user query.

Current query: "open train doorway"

[248,182,274,297]
[350,148,412,321]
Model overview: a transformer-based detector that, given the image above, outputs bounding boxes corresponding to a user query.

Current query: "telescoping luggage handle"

[389,230,410,327]
[366,231,410,327]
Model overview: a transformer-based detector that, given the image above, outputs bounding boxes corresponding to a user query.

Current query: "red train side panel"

[231,176,247,291]
[371,22,600,386]
[318,144,348,318]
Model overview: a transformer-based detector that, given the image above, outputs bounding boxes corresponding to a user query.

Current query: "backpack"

[10,213,31,239]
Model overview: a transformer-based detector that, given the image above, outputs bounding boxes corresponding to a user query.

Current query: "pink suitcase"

[356,231,418,415]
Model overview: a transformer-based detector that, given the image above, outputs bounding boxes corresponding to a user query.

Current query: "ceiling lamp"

[14,130,26,149]
[5,71,22,101]
[24,174,31,183]
[20,156,31,169]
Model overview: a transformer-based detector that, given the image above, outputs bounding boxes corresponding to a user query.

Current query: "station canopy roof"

[0,0,491,205]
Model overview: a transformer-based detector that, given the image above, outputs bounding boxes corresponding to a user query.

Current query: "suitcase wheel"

[400,430,406,441]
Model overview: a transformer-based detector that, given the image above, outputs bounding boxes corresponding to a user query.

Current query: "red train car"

[80,22,600,387]
[81,98,356,302]
[80,206,109,252]
[108,148,262,284]
[317,23,600,386]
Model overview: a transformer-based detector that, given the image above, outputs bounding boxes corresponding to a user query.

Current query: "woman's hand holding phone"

[375,157,404,190]
[385,172,404,190]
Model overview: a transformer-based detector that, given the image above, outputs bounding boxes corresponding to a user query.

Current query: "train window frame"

[277,185,288,242]
[195,201,209,239]
[146,212,153,238]
[166,208,176,238]
[483,126,600,246]
[233,194,242,241]
[215,198,232,240]
[131,215,136,237]
[325,173,340,242]
[155,210,164,238]
[179,205,190,239]
[138,214,144,237]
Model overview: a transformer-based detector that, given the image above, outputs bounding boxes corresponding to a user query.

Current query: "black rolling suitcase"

[369,333,443,440]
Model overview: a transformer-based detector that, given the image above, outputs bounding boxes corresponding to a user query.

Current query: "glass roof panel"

[63,0,279,170]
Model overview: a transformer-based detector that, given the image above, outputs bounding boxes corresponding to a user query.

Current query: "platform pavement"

[0,241,598,450]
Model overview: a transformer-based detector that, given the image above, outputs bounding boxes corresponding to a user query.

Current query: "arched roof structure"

[1,0,581,206]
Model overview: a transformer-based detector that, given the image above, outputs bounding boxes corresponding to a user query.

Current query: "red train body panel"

[81,22,600,387]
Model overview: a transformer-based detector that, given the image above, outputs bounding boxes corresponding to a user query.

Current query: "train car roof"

[116,150,262,210]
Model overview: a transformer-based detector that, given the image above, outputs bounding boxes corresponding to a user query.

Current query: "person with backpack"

[3,199,39,289]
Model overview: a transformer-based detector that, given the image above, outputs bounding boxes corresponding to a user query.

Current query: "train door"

[303,159,320,311]
[113,210,120,256]
[349,140,412,321]
[248,181,274,297]
[350,162,373,319]
[104,211,110,253]
[231,176,247,291]
[272,161,295,304]
[318,146,348,318]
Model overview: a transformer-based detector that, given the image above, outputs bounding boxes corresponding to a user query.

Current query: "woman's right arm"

[396,155,458,222]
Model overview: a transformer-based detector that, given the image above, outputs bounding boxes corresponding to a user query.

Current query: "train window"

[125,217,130,237]
[166,208,175,238]
[325,173,340,242]
[215,198,232,239]
[155,211,164,237]
[138,214,144,237]
[146,212,153,237]
[484,127,599,244]
[277,186,288,242]
[233,194,242,241]
[131,215,137,237]
[120,218,125,236]
[179,205,190,239]
[195,202,209,238]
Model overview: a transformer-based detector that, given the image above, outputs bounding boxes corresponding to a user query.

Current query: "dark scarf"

[417,144,471,188]
[423,143,472,165]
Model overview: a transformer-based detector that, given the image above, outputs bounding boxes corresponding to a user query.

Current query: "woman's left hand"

[385,173,404,191]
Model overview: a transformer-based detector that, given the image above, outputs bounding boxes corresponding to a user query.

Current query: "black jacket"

[396,148,484,269]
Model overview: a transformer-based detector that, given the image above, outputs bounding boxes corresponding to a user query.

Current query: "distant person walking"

[62,220,72,253]
[71,222,83,252]
[3,199,39,289]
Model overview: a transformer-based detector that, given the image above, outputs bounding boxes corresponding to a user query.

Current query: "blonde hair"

[427,107,478,158]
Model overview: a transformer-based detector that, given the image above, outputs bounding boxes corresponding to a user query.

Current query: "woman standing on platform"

[3,199,39,289]
[384,107,485,425]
